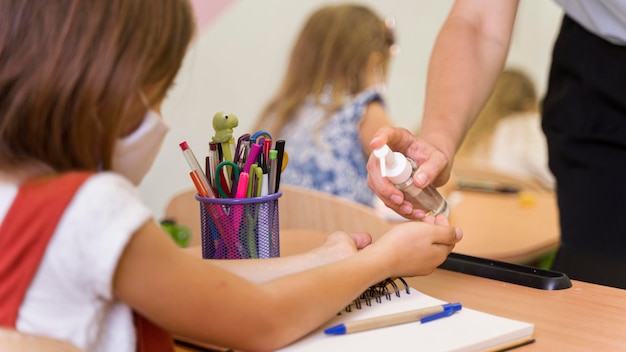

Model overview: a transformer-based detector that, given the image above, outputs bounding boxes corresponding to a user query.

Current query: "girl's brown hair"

[255,4,394,136]
[458,68,538,158]
[0,0,194,172]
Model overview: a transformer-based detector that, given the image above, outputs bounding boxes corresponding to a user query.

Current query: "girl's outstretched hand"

[313,231,373,263]
[369,216,462,277]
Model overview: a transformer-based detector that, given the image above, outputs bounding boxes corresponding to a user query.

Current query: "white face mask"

[111,109,169,185]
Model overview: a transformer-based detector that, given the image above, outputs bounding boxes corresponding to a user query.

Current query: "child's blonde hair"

[256,4,395,136]
[458,68,538,157]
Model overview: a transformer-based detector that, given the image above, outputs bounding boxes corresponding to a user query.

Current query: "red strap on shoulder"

[0,172,174,351]
[133,314,176,352]
[0,172,92,327]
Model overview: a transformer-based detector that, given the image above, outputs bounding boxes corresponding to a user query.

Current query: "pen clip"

[420,302,462,324]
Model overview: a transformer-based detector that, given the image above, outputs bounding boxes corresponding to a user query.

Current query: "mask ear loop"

[138,90,151,109]
[119,90,152,139]
[137,89,165,122]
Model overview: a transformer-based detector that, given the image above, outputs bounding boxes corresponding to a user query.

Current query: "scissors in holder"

[214,160,248,259]
[215,161,240,198]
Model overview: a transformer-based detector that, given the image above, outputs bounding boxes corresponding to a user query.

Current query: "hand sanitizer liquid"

[374,144,449,217]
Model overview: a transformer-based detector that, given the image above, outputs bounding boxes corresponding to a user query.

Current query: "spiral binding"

[340,277,410,314]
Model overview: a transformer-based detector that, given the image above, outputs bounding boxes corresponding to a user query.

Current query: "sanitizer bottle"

[373,144,449,217]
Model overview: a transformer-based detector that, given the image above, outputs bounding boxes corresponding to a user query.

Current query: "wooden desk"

[379,187,560,264]
[381,189,561,264]
[280,229,626,350]
[178,228,626,351]
[407,269,626,351]
[280,229,626,349]
[445,189,560,263]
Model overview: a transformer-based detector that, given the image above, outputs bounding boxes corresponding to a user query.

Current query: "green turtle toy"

[212,111,239,162]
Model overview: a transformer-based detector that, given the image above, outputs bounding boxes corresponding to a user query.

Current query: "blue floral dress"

[277,87,384,206]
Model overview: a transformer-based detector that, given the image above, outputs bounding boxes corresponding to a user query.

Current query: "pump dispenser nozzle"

[373,145,390,177]
[372,144,449,217]
[373,144,412,184]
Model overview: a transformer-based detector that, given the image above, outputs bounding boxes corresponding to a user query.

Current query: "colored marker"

[274,140,285,191]
[268,150,278,194]
[243,143,262,174]
[180,141,215,198]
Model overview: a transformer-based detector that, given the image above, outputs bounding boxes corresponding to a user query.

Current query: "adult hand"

[367,126,452,219]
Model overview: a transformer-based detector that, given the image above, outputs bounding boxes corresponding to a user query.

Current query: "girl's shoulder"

[0,171,143,222]
[351,87,385,106]
[72,172,149,215]
[81,171,138,192]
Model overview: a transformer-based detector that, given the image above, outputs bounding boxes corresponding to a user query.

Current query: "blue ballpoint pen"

[324,302,462,335]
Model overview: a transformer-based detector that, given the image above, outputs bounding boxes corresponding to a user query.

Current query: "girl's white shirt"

[0,172,152,352]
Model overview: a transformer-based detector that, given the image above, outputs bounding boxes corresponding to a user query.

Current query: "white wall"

[140,0,563,219]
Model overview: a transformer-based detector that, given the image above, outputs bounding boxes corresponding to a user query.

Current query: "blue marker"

[324,302,462,335]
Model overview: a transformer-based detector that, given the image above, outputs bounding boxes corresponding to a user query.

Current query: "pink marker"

[243,143,262,174]
[235,172,249,198]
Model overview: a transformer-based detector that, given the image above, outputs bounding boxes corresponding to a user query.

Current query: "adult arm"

[368,0,518,219]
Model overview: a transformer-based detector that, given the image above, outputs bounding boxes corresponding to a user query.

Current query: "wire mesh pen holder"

[196,192,281,259]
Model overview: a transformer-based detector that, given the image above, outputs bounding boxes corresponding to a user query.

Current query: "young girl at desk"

[0,1,462,351]
[254,4,398,206]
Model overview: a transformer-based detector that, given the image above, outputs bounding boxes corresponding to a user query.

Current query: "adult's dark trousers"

[542,15,626,289]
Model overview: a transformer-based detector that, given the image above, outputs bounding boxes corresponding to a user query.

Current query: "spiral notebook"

[279,278,534,351]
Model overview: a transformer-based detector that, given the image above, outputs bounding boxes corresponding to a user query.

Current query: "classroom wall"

[141,0,563,219]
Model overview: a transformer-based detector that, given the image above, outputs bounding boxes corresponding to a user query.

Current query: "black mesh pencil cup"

[195,192,281,259]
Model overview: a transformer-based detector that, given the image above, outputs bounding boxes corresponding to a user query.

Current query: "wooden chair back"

[163,186,393,252]
[277,185,393,254]
[278,185,391,235]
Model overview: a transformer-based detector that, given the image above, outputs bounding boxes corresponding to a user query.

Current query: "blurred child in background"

[456,68,555,190]
[254,4,398,206]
